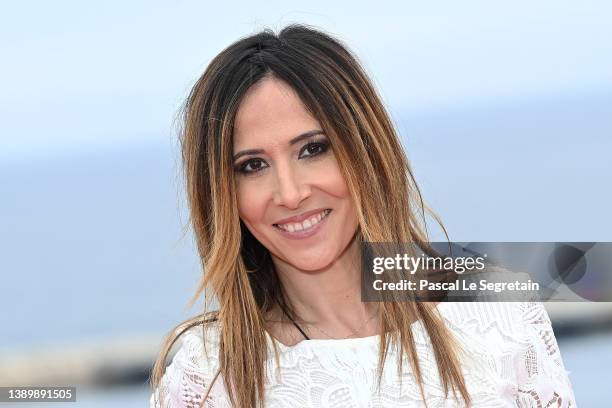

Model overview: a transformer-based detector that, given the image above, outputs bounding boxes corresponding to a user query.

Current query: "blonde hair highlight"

[150,24,470,408]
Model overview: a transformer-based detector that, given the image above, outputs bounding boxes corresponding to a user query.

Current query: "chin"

[280,250,339,273]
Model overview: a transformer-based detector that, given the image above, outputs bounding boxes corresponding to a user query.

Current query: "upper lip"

[273,208,330,225]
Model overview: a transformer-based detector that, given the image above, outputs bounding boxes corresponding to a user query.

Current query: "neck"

[270,232,380,337]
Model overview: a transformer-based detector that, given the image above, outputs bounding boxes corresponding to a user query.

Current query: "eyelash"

[235,140,330,175]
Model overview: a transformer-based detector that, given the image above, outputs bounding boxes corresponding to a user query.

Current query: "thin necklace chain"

[298,306,380,340]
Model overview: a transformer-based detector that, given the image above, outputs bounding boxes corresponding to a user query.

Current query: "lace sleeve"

[150,325,224,408]
[515,302,577,407]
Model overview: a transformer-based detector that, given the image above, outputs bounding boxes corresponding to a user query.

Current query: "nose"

[272,162,311,209]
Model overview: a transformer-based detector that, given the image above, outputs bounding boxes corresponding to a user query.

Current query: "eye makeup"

[234,135,330,176]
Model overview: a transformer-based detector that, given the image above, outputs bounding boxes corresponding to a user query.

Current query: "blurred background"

[1,0,611,406]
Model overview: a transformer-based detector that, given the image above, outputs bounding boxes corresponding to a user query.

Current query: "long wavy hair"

[150,24,470,407]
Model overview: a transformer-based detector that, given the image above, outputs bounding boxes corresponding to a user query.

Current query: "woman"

[150,24,576,407]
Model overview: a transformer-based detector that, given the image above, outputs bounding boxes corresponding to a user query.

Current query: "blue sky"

[1,0,611,162]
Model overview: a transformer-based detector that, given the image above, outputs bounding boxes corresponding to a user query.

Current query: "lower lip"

[273,210,332,240]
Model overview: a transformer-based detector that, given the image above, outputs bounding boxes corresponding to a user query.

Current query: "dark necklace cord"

[277,300,310,340]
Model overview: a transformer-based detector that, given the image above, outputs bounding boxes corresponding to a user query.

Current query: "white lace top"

[150,302,576,407]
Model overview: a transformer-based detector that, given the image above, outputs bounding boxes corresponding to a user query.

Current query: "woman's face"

[233,76,359,272]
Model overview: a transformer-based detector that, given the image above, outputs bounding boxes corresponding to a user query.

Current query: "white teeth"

[276,209,331,233]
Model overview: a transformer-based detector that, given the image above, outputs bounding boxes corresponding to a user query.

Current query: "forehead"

[233,77,321,150]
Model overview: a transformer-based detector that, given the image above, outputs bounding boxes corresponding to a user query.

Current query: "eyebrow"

[232,129,325,162]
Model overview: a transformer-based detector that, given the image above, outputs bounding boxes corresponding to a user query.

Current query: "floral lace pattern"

[150,302,576,407]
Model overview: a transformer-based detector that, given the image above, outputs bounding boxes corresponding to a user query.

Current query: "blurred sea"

[1,91,611,406]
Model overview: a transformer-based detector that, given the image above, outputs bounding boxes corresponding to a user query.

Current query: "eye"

[299,141,329,159]
[236,158,269,174]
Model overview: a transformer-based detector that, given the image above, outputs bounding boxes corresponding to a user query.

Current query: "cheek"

[316,158,351,199]
[236,181,267,224]
[329,171,351,198]
[324,162,358,226]
[314,161,359,233]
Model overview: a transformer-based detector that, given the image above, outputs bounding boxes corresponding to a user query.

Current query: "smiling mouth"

[273,209,332,233]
